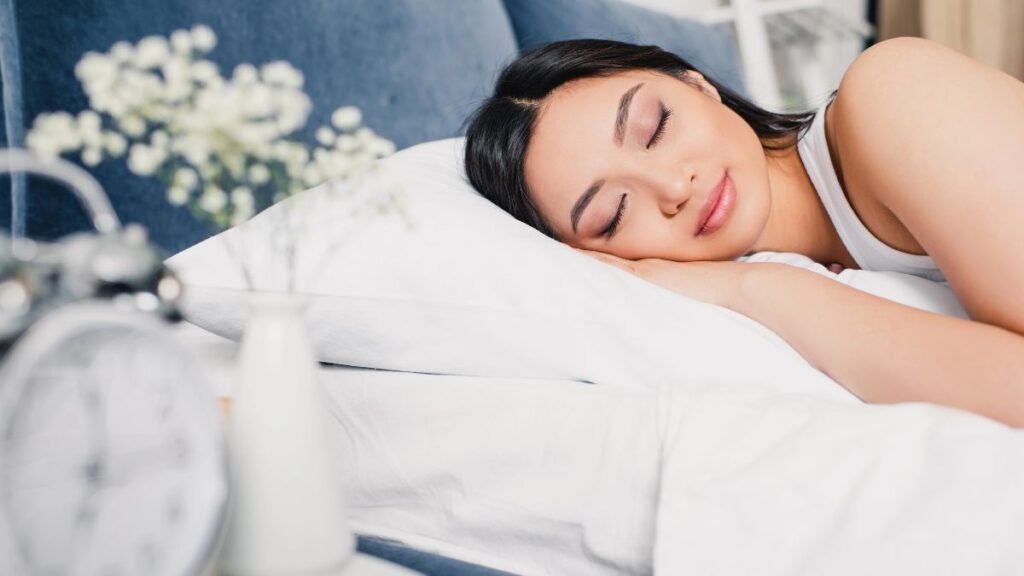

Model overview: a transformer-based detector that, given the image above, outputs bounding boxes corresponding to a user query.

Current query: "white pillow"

[166,138,964,401]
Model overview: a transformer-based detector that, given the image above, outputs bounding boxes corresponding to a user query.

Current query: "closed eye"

[647,104,672,149]
[602,193,627,238]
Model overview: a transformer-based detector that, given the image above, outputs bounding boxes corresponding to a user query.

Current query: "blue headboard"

[0,0,743,255]
[0,0,520,252]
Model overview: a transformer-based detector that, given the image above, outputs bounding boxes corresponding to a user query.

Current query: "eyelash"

[603,193,627,238]
[647,104,672,149]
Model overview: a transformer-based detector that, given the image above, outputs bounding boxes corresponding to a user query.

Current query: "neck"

[748,142,857,268]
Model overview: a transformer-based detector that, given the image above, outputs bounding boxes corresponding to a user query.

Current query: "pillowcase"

[166,138,963,402]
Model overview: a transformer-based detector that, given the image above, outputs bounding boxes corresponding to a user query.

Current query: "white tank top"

[797,95,947,283]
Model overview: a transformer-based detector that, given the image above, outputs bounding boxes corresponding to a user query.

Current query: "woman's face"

[523,69,773,261]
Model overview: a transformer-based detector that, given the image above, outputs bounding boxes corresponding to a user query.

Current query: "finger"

[576,247,621,263]
[579,252,635,274]
[579,250,618,265]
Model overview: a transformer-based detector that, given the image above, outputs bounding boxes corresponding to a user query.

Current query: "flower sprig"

[26,25,400,231]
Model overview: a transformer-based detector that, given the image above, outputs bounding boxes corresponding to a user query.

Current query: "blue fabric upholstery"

[0,2,743,572]
[0,0,517,252]
[356,536,517,576]
[503,0,748,97]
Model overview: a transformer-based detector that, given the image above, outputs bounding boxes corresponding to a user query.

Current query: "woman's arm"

[733,262,1024,428]
[577,249,1024,428]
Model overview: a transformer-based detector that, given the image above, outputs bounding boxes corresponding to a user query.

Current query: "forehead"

[531,69,668,143]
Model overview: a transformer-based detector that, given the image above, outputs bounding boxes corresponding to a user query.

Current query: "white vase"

[217,291,355,575]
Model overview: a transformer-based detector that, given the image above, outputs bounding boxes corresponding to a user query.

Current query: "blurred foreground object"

[0,302,229,576]
[0,148,227,575]
[0,149,182,345]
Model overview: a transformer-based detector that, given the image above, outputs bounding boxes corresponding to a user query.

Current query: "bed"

[176,312,1024,576]
[153,124,1024,574]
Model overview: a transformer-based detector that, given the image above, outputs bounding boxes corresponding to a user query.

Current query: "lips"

[694,171,729,237]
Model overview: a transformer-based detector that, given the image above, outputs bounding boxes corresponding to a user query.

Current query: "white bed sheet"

[175,322,1024,576]
[175,321,660,575]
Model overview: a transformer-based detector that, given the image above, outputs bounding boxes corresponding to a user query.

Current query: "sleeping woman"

[462,37,1024,428]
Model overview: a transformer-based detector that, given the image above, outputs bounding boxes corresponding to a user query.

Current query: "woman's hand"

[573,248,752,309]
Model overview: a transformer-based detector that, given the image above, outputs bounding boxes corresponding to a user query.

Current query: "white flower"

[315,153,354,180]
[315,126,335,146]
[260,61,303,88]
[230,196,255,225]
[119,115,146,137]
[199,186,227,212]
[191,25,217,53]
[115,68,162,109]
[75,52,119,88]
[230,208,252,227]
[331,106,362,131]
[275,93,311,134]
[168,186,190,205]
[191,60,219,84]
[26,112,83,158]
[103,132,127,156]
[25,136,59,158]
[231,186,254,208]
[235,122,277,150]
[77,110,101,134]
[181,136,211,166]
[76,110,104,150]
[281,144,309,176]
[198,163,217,182]
[354,126,375,143]
[150,130,170,149]
[110,72,144,110]
[135,35,171,69]
[241,84,274,118]
[302,164,322,187]
[170,30,193,54]
[271,141,291,160]
[222,152,246,180]
[127,143,165,176]
[110,42,134,63]
[248,163,270,184]
[174,167,199,190]
[369,137,396,157]
[335,133,357,153]
[232,63,258,85]
[81,147,102,166]
[162,57,191,100]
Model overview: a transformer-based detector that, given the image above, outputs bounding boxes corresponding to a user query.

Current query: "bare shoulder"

[829,37,1024,333]
[830,36,1024,185]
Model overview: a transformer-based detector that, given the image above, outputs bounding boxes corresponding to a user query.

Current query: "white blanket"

[654,390,1024,575]
[176,319,1024,576]
[326,370,1024,576]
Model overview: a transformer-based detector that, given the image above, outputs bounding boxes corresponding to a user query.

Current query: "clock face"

[0,309,229,576]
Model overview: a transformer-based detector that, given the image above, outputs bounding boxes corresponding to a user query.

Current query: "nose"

[650,165,697,216]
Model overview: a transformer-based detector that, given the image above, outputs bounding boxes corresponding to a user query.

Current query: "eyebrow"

[570,81,644,235]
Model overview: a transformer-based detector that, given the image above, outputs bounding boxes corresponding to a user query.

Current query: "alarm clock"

[0,301,229,576]
[0,148,183,346]
[0,149,229,575]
